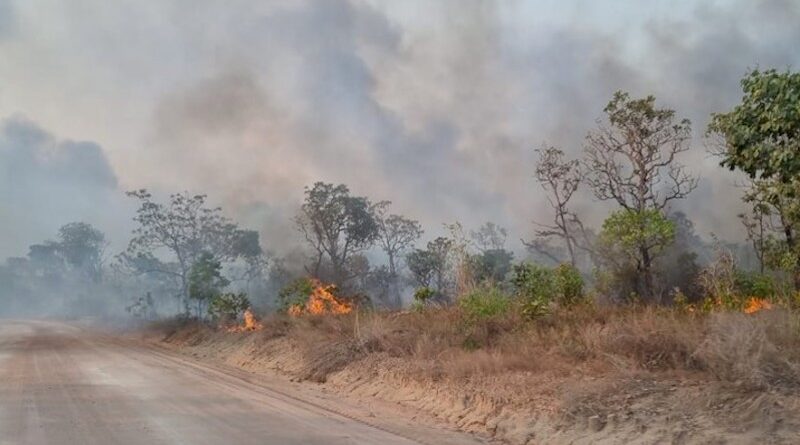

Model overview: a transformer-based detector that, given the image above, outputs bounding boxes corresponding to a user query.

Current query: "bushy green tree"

[710,69,800,288]
[121,190,260,313]
[710,69,800,182]
[208,292,251,322]
[598,209,675,302]
[188,252,229,318]
[406,237,454,301]
[295,182,379,286]
[57,222,107,281]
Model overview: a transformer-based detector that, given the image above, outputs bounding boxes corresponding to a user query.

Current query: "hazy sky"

[1,0,799,258]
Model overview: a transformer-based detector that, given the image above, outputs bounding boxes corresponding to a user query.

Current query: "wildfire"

[743,297,772,314]
[288,279,353,316]
[227,308,263,332]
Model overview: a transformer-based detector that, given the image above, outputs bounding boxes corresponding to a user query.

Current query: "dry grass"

[148,316,212,346]
[695,310,800,389]
[153,303,800,391]
[267,304,800,390]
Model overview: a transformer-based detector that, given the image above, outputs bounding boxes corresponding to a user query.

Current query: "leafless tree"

[584,92,697,213]
[528,146,582,266]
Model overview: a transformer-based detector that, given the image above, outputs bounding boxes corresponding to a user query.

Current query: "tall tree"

[469,222,513,284]
[406,237,454,301]
[598,209,675,302]
[711,69,800,182]
[188,252,229,318]
[294,182,379,286]
[120,190,254,311]
[585,91,698,299]
[57,222,107,282]
[710,69,800,286]
[529,147,582,266]
[373,201,423,306]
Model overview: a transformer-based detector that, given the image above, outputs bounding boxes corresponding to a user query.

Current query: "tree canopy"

[710,69,800,182]
[120,190,260,311]
[295,182,379,286]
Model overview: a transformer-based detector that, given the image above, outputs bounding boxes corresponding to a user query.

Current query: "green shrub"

[734,271,776,299]
[512,263,554,299]
[519,297,550,320]
[511,262,585,318]
[278,277,315,312]
[410,300,426,312]
[459,285,511,321]
[512,263,554,319]
[553,263,585,306]
[208,292,251,321]
[413,286,436,303]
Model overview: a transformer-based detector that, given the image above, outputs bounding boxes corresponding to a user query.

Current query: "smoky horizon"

[1,0,798,318]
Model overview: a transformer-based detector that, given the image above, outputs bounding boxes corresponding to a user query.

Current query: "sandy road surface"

[0,320,480,445]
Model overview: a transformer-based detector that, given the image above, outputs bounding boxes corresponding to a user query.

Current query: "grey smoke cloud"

[1,0,799,258]
[0,117,128,257]
[0,0,15,40]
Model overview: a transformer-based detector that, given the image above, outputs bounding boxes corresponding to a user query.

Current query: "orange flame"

[227,308,263,332]
[288,279,353,317]
[743,297,772,314]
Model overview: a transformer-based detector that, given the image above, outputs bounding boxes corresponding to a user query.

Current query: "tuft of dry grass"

[694,309,800,389]
[578,306,705,371]
[148,316,211,345]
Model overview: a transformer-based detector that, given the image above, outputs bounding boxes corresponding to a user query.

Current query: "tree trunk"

[388,254,402,308]
[558,211,577,266]
[640,245,654,302]
[784,225,800,291]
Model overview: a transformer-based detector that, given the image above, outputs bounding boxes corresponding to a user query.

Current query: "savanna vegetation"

[3,69,800,327]
[5,68,800,443]
[152,72,800,430]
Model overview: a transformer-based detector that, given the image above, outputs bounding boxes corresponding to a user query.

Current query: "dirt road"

[0,320,480,445]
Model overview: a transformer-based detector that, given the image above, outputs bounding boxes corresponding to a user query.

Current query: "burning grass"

[226,308,263,332]
[287,279,353,317]
[743,297,773,314]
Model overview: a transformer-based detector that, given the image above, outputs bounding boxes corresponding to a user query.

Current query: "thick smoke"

[0,0,799,258]
[0,0,15,40]
[0,117,128,258]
